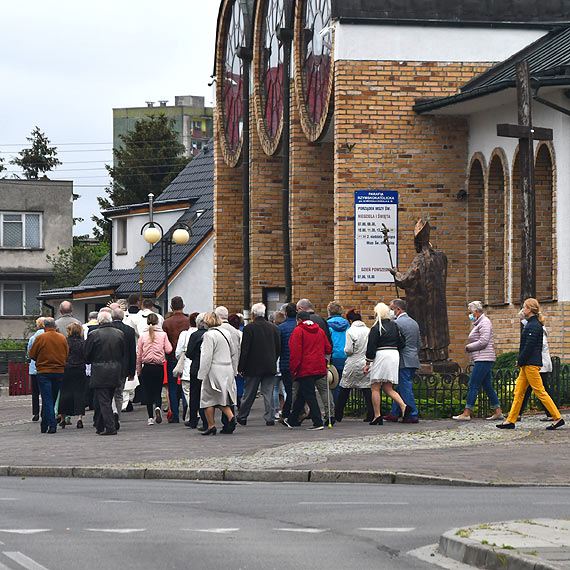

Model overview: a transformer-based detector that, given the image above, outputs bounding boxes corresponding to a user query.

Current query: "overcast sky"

[0,0,220,236]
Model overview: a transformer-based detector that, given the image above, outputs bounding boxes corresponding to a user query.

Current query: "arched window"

[486,153,507,304]
[467,157,485,302]
[535,144,554,301]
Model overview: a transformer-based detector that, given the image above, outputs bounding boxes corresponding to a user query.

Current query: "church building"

[213,0,570,365]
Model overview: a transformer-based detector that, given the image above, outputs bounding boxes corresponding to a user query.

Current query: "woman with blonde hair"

[198,311,237,436]
[497,298,564,430]
[364,302,409,425]
[136,312,172,425]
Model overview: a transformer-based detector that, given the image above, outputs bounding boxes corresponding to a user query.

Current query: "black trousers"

[140,363,164,418]
[335,387,374,422]
[520,371,558,416]
[189,375,206,428]
[288,376,323,427]
[94,387,116,434]
[31,375,40,416]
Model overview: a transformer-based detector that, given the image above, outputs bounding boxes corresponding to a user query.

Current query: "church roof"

[414,26,570,113]
[332,1,570,27]
[39,141,214,301]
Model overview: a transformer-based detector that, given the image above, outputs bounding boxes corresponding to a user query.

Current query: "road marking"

[298,501,408,506]
[274,528,330,534]
[147,501,204,505]
[85,529,146,534]
[0,559,11,570]
[182,528,239,534]
[358,527,415,533]
[0,530,50,535]
[0,499,18,502]
[3,552,50,570]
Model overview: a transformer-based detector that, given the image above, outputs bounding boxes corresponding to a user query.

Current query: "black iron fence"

[344,357,570,419]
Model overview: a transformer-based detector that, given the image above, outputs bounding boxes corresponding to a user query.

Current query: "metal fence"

[343,357,570,419]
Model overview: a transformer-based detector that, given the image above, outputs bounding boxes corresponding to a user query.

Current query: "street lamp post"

[141,193,204,314]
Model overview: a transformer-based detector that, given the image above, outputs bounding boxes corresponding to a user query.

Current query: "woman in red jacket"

[284,311,332,430]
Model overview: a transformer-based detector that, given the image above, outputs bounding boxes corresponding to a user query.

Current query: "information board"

[354,190,398,283]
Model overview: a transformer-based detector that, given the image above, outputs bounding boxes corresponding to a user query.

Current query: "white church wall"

[158,236,214,313]
[468,95,570,301]
[112,208,189,271]
[334,24,546,63]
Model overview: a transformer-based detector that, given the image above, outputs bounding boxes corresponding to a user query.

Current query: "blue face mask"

[468,313,477,323]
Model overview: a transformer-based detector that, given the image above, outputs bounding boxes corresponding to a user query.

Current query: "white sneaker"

[154,407,162,424]
[486,413,504,421]
[148,418,155,426]
[452,415,471,421]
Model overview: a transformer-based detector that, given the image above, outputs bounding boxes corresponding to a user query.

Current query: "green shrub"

[0,337,27,350]
[495,351,518,370]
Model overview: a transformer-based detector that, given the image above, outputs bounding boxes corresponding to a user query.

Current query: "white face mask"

[518,309,525,320]
[389,310,395,319]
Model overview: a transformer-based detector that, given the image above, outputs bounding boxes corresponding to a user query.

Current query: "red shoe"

[382,414,399,422]
[402,418,419,424]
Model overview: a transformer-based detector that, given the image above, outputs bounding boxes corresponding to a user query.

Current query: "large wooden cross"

[135,256,149,305]
[497,60,553,304]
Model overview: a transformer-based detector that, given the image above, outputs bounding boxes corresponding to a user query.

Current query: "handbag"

[172,331,188,377]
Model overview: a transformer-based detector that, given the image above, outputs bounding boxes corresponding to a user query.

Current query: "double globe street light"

[141,193,205,314]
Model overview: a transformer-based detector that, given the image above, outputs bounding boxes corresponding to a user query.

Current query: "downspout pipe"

[237,46,253,320]
[279,1,295,303]
[532,80,570,117]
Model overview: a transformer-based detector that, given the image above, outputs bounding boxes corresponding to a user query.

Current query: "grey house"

[0,180,73,338]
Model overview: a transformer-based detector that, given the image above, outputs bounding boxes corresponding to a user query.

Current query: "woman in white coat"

[334,309,373,422]
[198,312,237,436]
[175,312,198,424]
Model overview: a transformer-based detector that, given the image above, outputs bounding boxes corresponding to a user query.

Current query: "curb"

[439,527,564,570]
[1,465,570,487]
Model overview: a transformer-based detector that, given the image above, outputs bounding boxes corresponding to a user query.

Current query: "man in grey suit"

[385,299,421,423]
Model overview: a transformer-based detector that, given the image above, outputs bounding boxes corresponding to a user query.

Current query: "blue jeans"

[331,358,345,404]
[36,373,63,430]
[390,368,418,419]
[465,361,500,410]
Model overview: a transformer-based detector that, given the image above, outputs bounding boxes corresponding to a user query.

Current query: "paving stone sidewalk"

[1,396,568,485]
[439,518,570,569]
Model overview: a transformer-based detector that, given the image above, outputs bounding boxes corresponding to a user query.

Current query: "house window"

[116,219,127,253]
[193,120,202,131]
[0,282,41,316]
[0,212,42,248]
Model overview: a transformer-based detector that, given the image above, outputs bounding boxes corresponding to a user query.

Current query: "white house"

[39,141,214,318]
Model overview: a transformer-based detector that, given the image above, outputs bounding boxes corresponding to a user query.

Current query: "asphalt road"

[0,479,568,570]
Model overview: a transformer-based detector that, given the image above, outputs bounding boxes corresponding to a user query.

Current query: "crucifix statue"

[135,256,149,305]
[497,60,553,304]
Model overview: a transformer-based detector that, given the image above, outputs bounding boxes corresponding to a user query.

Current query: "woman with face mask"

[453,301,503,421]
[497,298,564,430]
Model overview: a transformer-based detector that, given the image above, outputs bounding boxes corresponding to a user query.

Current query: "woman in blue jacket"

[327,301,350,402]
[497,298,564,430]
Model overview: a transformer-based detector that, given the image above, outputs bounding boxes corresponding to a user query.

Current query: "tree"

[92,114,190,239]
[10,126,61,179]
[0,155,5,176]
[46,239,110,289]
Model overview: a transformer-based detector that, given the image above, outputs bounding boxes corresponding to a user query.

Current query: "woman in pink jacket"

[453,301,503,421]
[136,313,172,425]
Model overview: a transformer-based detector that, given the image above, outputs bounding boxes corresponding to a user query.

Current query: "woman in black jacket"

[363,302,410,425]
[497,298,564,430]
[185,313,208,430]
[59,322,87,429]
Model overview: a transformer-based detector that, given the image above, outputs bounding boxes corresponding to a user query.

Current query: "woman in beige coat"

[198,312,238,435]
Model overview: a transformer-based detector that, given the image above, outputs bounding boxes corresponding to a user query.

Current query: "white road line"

[0,499,18,502]
[85,529,146,534]
[298,501,408,506]
[274,528,330,534]
[3,551,50,570]
[0,559,11,570]
[182,528,239,534]
[147,501,204,505]
[0,530,50,535]
[358,527,416,533]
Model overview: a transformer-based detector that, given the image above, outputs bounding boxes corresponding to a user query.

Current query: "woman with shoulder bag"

[175,313,198,424]
[363,302,409,425]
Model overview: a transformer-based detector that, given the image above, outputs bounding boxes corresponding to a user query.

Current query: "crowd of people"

[26,293,565,436]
